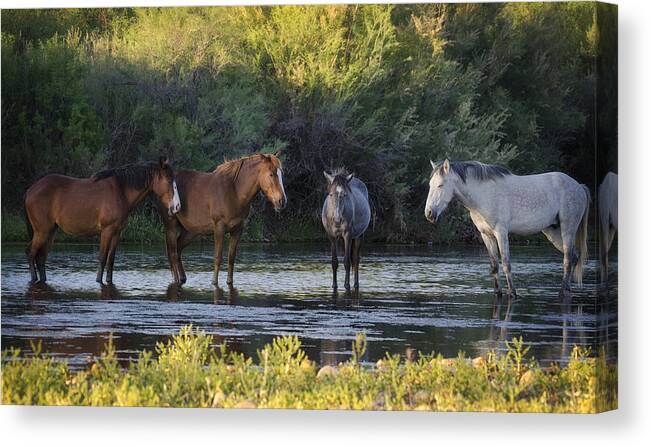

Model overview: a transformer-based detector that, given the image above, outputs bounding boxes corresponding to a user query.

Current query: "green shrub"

[2,326,617,412]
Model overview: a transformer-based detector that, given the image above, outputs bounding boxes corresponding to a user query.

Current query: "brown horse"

[161,153,287,287]
[25,158,180,284]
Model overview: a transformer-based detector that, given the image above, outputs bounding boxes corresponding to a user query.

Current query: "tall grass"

[2,326,617,412]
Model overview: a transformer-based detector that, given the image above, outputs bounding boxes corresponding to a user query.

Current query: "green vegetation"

[2,326,617,412]
[1,3,617,243]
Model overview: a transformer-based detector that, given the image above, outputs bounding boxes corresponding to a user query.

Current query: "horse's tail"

[573,184,591,286]
[23,192,34,247]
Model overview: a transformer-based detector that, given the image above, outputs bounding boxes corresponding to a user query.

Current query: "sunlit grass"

[2,326,617,412]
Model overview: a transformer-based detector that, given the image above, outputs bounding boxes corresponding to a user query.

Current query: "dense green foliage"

[1,3,617,242]
[2,326,617,412]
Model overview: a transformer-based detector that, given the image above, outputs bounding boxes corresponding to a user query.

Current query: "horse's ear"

[430,160,436,170]
[346,173,354,183]
[274,148,283,158]
[159,156,170,167]
[324,171,334,184]
[442,159,450,175]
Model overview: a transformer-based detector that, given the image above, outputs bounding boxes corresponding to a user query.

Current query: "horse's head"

[152,157,181,216]
[257,153,287,212]
[324,170,354,227]
[425,159,456,223]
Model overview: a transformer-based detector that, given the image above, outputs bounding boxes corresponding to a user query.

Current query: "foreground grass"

[2,327,617,412]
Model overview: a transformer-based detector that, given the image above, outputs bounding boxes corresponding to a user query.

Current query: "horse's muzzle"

[425,208,439,223]
[169,203,181,216]
[274,196,287,212]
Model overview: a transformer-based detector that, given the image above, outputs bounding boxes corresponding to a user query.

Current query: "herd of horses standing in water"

[23,152,617,298]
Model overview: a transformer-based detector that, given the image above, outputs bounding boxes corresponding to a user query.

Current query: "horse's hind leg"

[27,233,47,283]
[27,226,52,283]
[35,228,56,283]
[26,240,38,283]
[329,236,339,290]
[480,232,502,295]
[96,228,116,284]
[543,225,575,296]
[352,238,362,290]
[560,243,578,298]
[542,225,564,252]
[494,230,516,298]
[599,223,610,285]
[343,233,352,291]
[226,227,243,286]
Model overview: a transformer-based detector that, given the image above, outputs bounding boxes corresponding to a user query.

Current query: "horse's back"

[495,171,587,235]
[25,174,119,235]
[26,174,92,206]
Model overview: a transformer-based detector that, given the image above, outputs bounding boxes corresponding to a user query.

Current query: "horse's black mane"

[92,162,161,190]
[434,161,512,183]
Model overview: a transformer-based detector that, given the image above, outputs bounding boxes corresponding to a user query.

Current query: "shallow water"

[1,242,617,368]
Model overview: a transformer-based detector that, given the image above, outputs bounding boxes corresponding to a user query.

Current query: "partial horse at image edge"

[598,172,618,285]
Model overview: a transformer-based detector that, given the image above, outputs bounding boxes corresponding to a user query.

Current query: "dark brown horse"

[161,153,287,287]
[25,158,180,284]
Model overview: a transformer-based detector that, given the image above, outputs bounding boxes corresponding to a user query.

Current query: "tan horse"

[25,158,180,284]
[162,153,287,286]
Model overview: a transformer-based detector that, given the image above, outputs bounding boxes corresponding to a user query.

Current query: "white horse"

[598,172,618,285]
[424,160,590,297]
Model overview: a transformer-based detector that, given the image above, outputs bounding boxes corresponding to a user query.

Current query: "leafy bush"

[2,4,616,242]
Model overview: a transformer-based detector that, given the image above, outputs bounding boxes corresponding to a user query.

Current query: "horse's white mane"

[435,161,512,183]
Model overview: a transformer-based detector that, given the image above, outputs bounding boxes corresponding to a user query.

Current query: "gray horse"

[425,160,590,298]
[322,169,371,291]
[598,172,618,285]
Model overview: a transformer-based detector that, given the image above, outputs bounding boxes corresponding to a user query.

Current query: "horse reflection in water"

[165,283,239,304]
[481,295,590,365]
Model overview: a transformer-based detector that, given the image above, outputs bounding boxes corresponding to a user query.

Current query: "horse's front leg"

[164,219,180,283]
[329,236,338,290]
[561,243,577,298]
[96,228,115,284]
[212,223,225,286]
[480,232,502,296]
[104,233,121,284]
[352,238,362,290]
[343,233,352,291]
[176,228,196,285]
[494,230,516,298]
[226,227,243,286]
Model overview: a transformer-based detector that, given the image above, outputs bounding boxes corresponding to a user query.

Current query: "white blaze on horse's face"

[425,160,455,223]
[171,180,181,215]
[277,168,287,208]
[333,185,346,225]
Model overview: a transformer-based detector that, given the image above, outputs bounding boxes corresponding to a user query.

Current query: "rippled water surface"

[1,242,617,368]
